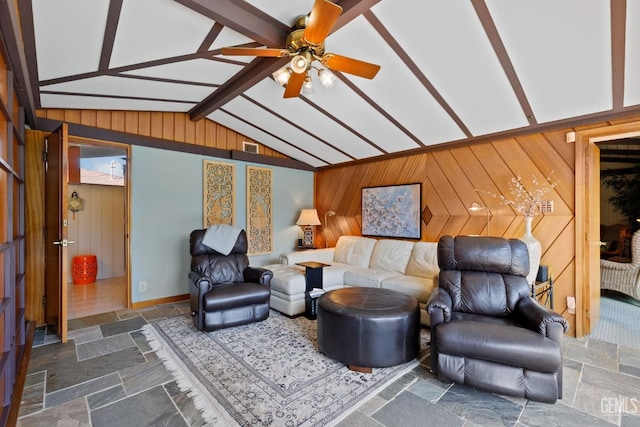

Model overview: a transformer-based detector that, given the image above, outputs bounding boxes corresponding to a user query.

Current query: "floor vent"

[243,141,259,154]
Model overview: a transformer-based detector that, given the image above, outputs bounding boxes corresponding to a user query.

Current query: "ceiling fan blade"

[221,47,288,57]
[304,0,343,46]
[321,54,381,79]
[283,72,305,98]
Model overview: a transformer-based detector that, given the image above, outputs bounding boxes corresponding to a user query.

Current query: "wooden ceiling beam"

[175,0,289,47]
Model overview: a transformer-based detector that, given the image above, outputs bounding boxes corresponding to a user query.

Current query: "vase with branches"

[483,173,558,285]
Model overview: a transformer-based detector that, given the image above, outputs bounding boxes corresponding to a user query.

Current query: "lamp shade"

[296,209,321,226]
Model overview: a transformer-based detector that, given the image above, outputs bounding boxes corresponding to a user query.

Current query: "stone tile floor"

[17,301,640,426]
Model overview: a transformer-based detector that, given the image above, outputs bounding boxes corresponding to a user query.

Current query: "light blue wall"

[130,145,313,303]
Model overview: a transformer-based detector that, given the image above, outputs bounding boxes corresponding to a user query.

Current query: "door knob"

[53,239,75,247]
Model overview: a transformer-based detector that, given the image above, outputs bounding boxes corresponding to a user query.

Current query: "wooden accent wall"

[315,116,640,337]
[36,109,289,159]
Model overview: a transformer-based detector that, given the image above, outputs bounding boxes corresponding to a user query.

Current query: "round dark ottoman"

[317,287,420,371]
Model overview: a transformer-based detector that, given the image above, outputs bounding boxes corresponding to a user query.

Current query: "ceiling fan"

[221,0,381,98]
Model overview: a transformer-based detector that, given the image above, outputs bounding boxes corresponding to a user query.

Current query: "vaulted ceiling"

[16,0,640,168]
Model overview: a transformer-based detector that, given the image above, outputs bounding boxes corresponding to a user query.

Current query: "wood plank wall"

[67,184,126,282]
[36,109,289,159]
[315,116,640,337]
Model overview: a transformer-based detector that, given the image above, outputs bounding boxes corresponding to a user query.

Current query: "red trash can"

[72,255,98,285]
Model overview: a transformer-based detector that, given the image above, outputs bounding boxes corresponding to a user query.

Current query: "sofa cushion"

[344,268,398,288]
[380,275,436,303]
[369,239,414,274]
[333,236,377,268]
[266,263,352,296]
[406,242,439,278]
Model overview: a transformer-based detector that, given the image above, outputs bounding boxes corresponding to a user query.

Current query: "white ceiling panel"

[209,27,256,53]
[625,1,640,106]
[110,0,214,68]
[373,0,529,137]
[243,0,315,27]
[245,80,383,160]
[43,76,212,102]
[33,0,110,80]
[308,78,420,154]
[328,16,467,145]
[123,59,242,85]
[40,94,194,112]
[209,110,328,168]
[487,0,612,123]
[222,96,351,164]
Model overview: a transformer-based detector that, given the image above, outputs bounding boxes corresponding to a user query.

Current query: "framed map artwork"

[362,183,421,239]
[203,160,235,227]
[246,166,272,255]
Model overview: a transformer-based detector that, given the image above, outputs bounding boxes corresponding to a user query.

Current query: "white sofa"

[265,235,439,325]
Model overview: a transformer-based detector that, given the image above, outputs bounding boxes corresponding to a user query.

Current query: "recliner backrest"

[189,229,249,284]
[437,235,531,317]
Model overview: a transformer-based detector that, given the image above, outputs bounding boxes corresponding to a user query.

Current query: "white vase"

[519,216,541,286]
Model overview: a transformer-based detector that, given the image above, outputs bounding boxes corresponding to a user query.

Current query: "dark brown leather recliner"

[427,235,568,403]
[189,229,272,332]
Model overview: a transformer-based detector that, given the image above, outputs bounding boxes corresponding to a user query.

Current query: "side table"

[296,261,330,319]
[531,276,553,309]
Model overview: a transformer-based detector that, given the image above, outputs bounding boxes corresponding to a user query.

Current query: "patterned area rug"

[143,310,430,426]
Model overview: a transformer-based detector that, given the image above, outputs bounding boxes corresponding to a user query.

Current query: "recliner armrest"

[188,271,213,293]
[244,267,273,287]
[516,297,568,337]
[427,288,452,324]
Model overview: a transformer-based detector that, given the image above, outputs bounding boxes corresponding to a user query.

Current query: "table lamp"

[296,209,321,248]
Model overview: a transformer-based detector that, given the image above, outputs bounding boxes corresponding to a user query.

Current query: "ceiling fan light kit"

[221,0,380,98]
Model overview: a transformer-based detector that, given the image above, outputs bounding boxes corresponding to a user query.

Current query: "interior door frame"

[70,136,133,310]
[574,120,640,337]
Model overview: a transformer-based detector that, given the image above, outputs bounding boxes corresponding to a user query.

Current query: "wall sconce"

[324,211,336,248]
[468,202,491,236]
[296,209,321,248]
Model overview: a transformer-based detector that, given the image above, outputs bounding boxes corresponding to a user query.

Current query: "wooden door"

[44,124,69,342]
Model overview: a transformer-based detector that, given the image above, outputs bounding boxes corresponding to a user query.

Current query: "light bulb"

[301,74,314,97]
[290,55,308,74]
[272,66,291,87]
[318,68,337,88]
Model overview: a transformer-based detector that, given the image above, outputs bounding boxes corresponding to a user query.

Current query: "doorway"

[592,136,640,348]
[66,139,130,319]
[575,121,640,337]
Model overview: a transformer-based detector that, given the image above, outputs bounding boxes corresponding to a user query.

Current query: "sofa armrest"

[244,267,273,287]
[279,248,335,265]
[427,288,452,324]
[516,296,569,337]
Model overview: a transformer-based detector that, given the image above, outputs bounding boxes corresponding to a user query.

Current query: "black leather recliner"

[189,229,272,332]
[427,235,568,403]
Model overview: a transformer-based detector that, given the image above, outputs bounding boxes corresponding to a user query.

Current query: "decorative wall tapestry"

[362,183,421,239]
[246,166,272,255]
[203,160,235,227]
